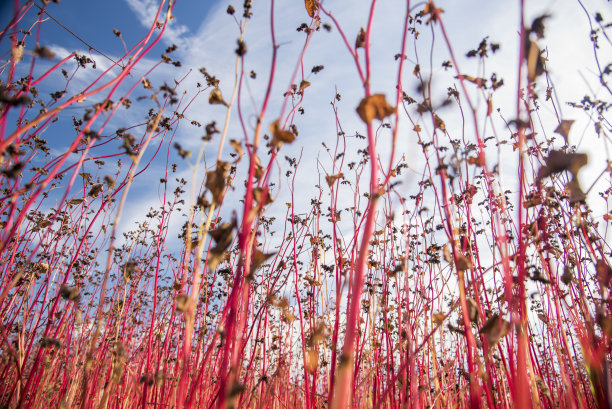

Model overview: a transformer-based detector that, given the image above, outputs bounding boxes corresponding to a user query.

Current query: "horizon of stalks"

[0,0,611,408]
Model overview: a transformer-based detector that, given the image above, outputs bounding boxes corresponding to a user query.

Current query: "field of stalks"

[0,0,611,408]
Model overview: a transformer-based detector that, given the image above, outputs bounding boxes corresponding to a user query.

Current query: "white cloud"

[125,0,190,47]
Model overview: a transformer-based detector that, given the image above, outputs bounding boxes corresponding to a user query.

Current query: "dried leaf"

[355,27,366,49]
[537,150,588,181]
[442,244,452,263]
[270,120,295,148]
[356,94,395,124]
[530,14,550,40]
[526,40,546,82]
[249,249,275,278]
[433,114,445,131]
[537,313,549,324]
[304,0,318,18]
[252,187,273,206]
[432,312,446,326]
[207,220,235,271]
[325,173,343,187]
[35,46,55,59]
[229,139,243,162]
[299,80,311,91]
[467,297,478,323]
[566,179,586,204]
[596,259,612,288]
[175,293,191,312]
[41,337,61,349]
[205,161,230,205]
[554,119,575,141]
[209,88,228,107]
[479,314,511,347]
[561,266,573,285]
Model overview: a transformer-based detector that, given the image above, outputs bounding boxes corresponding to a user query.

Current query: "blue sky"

[2,0,610,252]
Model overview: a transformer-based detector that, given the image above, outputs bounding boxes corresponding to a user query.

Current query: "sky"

[1,0,610,256]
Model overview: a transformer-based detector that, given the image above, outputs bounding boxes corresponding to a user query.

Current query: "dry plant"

[0,0,611,408]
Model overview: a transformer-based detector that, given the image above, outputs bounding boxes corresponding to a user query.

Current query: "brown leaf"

[209,88,228,107]
[432,312,446,326]
[467,155,484,167]
[596,259,612,288]
[299,80,311,91]
[249,249,275,277]
[467,297,478,323]
[356,94,395,124]
[205,161,230,205]
[537,150,588,181]
[530,14,550,40]
[433,114,445,131]
[304,0,318,18]
[554,119,575,141]
[325,172,343,187]
[526,40,546,82]
[229,139,243,162]
[479,314,511,347]
[175,293,191,313]
[270,120,295,148]
[561,266,573,285]
[355,27,366,49]
[566,179,586,204]
[253,187,273,206]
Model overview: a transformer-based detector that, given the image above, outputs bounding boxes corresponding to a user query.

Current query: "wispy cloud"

[125,0,190,47]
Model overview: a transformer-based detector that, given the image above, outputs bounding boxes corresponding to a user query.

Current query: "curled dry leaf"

[479,314,511,347]
[596,259,612,289]
[355,27,366,49]
[207,220,235,271]
[554,119,575,141]
[270,120,295,148]
[209,88,228,107]
[325,172,343,187]
[175,293,191,313]
[561,266,573,285]
[229,139,243,162]
[252,187,273,206]
[356,94,395,124]
[537,150,588,181]
[566,179,586,204]
[299,80,311,91]
[526,40,546,82]
[205,161,231,205]
[467,297,478,323]
[248,249,275,278]
[304,0,318,18]
[432,312,446,326]
[442,244,452,263]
